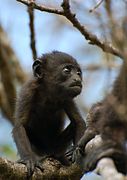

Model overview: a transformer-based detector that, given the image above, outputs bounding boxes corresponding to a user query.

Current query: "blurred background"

[0,0,126,179]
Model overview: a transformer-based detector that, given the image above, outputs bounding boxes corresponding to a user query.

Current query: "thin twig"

[17,0,123,59]
[89,0,104,13]
[17,0,64,15]
[27,0,37,60]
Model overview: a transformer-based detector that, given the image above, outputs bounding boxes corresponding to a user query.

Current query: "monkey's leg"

[52,123,74,164]
[13,125,43,177]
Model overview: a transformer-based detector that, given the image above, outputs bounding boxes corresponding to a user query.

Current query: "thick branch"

[0,25,27,123]
[0,25,27,84]
[17,0,123,59]
[0,157,82,180]
[95,158,127,180]
[0,43,16,121]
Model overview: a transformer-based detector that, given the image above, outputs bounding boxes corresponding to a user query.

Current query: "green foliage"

[0,144,17,160]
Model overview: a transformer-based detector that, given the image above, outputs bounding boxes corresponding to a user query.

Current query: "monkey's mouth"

[70,82,82,88]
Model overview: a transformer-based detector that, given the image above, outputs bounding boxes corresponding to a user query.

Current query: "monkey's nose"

[74,78,80,82]
[73,77,81,84]
[71,78,82,87]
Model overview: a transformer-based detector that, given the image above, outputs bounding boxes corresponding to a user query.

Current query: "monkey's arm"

[13,82,35,159]
[13,124,43,177]
[64,100,86,145]
[13,124,34,159]
[13,82,43,176]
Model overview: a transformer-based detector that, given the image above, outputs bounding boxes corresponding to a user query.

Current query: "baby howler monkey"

[13,51,86,177]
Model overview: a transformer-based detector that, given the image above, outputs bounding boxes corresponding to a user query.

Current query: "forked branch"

[17,0,123,59]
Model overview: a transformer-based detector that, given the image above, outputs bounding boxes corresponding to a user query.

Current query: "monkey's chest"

[27,109,64,136]
[26,110,64,152]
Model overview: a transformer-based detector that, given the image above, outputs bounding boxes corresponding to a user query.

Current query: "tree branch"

[27,0,37,60]
[0,25,27,123]
[61,0,123,59]
[17,0,64,15]
[0,25,27,84]
[0,43,16,122]
[95,158,127,180]
[89,0,104,13]
[17,0,123,59]
[0,157,82,180]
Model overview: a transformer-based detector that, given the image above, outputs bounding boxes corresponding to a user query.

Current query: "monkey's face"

[55,64,82,98]
[32,51,82,98]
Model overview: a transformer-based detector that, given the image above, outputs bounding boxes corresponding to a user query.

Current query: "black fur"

[13,51,86,177]
[73,61,127,174]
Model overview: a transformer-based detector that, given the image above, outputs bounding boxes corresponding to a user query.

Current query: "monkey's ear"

[32,60,43,78]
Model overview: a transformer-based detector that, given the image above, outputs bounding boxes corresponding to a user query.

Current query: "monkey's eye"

[63,66,71,74]
[77,70,82,76]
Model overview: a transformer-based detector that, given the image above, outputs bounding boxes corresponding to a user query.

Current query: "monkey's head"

[32,51,82,98]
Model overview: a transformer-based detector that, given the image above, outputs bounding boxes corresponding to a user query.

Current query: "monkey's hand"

[65,145,75,162]
[84,141,127,174]
[72,146,85,169]
[65,145,84,165]
[17,155,44,177]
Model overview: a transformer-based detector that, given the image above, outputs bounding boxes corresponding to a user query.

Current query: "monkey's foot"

[17,156,44,178]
